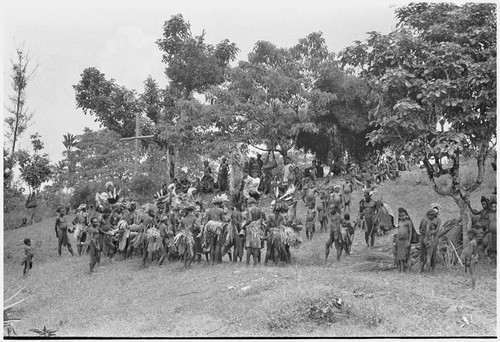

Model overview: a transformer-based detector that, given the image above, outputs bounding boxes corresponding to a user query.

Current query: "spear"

[446,236,464,268]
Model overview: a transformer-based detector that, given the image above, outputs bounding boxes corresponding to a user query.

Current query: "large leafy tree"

[207,32,334,160]
[296,66,373,162]
[340,3,496,244]
[155,14,239,180]
[73,67,142,138]
[71,128,137,182]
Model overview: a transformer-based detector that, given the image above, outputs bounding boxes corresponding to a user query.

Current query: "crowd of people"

[21,154,496,291]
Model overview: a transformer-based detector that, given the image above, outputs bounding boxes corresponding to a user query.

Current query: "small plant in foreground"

[29,325,58,337]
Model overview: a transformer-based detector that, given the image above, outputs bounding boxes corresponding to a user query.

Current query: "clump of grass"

[266,301,303,332]
[305,296,352,325]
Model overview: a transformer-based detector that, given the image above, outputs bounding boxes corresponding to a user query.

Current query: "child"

[340,213,356,255]
[316,191,328,233]
[22,238,34,276]
[460,229,479,289]
[330,186,343,213]
[305,203,316,241]
[395,208,413,272]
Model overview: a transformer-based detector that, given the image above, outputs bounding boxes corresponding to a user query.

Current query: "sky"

[3,0,406,164]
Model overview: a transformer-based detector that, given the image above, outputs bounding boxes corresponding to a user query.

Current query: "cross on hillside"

[119,111,154,175]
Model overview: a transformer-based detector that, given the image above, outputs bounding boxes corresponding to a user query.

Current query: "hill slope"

[3,161,497,337]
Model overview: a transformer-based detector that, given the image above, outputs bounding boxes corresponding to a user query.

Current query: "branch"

[248,144,274,152]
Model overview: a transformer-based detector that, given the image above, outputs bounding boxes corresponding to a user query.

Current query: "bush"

[129,175,158,203]
[70,181,102,209]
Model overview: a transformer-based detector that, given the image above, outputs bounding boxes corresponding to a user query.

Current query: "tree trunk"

[165,143,171,186]
[455,196,472,248]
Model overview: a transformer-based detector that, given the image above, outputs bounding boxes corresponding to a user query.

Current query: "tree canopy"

[340,2,497,243]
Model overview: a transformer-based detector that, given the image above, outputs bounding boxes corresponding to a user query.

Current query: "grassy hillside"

[3,159,497,337]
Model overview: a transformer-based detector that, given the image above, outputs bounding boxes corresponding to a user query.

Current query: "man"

[218,157,230,192]
[97,207,116,262]
[419,209,439,273]
[256,154,264,176]
[359,189,377,247]
[325,205,342,262]
[242,197,266,266]
[201,161,215,194]
[55,207,74,256]
[72,204,89,256]
[316,161,324,178]
[202,196,226,264]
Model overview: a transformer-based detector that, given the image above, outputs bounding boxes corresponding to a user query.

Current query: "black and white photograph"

[2,0,497,338]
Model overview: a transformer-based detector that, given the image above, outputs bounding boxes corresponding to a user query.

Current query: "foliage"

[206,32,335,159]
[17,133,52,193]
[156,14,239,99]
[4,46,37,157]
[129,174,158,203]
[296,69,374,162]
[73,67,143,137]
[29,326,58,337]
[62,132,79,174]
[340,3,497,242]
[69,181,103,210]
[71,128,136,183]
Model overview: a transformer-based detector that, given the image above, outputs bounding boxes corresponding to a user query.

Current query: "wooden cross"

[119,111,154,175]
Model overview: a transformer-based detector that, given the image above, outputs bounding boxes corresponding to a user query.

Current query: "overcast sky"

[3,0,408,163]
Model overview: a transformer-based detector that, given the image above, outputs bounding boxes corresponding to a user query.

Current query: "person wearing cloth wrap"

[55,207,75,256]
[241,197,266,266]
[395,208,413,272]
[359,189,376,247]
[419,209,439,273]
[218,157,230,192]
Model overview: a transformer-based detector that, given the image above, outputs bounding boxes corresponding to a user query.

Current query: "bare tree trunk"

[165,143,171,186]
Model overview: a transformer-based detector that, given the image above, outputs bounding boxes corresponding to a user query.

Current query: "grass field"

[3,160,497,337]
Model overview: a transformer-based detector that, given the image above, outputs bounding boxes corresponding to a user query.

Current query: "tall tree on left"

[4,46,38,186]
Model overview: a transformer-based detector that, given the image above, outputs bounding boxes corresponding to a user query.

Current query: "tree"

[4,46,37,158]
[71,128,137,183]
[155,14,239,182]
[62,133,79,174]
[17,133,52,223]
[206,33,334,160]
[73,67,142,138]
[340,3,497,245]
[296,65,374,162]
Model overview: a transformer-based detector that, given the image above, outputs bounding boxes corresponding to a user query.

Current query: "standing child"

[460,229,479,289]
[340,213,356,255]
[395,208,413,272]
[22,238,34,277]
[330,186,343,213]
[305,203,316,241]
[55,207,75,256]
